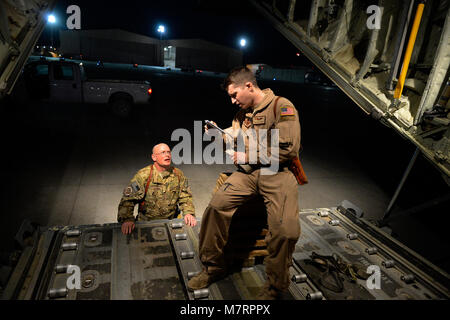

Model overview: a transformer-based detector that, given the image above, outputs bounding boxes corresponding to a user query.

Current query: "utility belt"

[237,157,308,185]
[236,161,291,174]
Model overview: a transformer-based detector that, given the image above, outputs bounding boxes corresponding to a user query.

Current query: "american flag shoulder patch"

[280,106,295,116]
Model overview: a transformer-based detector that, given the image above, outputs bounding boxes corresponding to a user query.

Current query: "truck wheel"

[111,98,132,117]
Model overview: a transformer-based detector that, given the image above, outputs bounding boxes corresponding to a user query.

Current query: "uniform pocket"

[148,186,161,195]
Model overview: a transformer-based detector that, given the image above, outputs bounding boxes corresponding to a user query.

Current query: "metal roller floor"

[2,204,449,300]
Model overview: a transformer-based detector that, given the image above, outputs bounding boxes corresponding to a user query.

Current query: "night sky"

[39,0,312,67]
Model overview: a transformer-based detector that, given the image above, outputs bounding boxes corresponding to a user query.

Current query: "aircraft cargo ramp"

[250,0,450,178]
[2,202,448,300]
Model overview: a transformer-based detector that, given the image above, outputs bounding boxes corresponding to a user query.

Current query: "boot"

[187,268,226,291]
[256,283,281,300]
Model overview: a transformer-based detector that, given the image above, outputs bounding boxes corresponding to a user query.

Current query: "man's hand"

[204,120,217,135]
[184,214,197,227]
[233,151,247,164]
[121,221,135,235]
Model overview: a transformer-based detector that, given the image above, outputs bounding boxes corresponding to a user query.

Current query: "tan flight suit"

[199,88,301,291]
[117,165,195,222]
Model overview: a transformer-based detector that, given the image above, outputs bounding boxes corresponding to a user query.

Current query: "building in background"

[59,29,242,73]
[59,29,162,66]
[163,39,242,72]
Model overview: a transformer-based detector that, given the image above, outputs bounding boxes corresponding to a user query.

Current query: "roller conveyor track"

[3,207,449,300]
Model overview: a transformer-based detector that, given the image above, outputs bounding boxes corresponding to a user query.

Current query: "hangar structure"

[59,29,162,66]
[58,29,242,73]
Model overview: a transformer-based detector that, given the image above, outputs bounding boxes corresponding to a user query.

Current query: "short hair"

[222,66,258,90]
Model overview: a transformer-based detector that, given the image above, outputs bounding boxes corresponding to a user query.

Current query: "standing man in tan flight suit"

[188,67,301,299]
[117,143,197,235]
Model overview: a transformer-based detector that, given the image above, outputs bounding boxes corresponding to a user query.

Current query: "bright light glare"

[157,25,165,33]
[48,14,56,23]
[240,38,247,47]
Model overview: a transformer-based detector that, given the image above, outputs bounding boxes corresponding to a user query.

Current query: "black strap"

[309,252,344,293]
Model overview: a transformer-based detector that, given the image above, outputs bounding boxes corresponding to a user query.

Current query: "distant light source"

[157,25,166,40]
[47,14,56,24]
[296,52,300,56]
[239,38,247,47]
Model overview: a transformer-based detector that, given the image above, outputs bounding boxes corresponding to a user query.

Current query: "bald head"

[152,143,170,155]
[151,143,172,171]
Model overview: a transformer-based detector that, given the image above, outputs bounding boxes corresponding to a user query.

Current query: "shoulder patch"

[123,186,133,196]
[280,106,295,116]
[131,181,140,193]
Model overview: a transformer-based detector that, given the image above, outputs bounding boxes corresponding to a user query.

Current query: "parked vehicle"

[21,58,152,117]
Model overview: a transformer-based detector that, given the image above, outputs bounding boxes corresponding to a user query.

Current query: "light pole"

[157,25,166,67]
[47,14,56,48]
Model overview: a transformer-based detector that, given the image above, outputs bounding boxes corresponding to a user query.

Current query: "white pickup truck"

[20,59,152,116]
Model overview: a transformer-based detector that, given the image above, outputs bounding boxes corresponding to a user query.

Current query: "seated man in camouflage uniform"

[117,143,197,234]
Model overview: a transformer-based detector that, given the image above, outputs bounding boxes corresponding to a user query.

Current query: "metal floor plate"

[4,208,449,300]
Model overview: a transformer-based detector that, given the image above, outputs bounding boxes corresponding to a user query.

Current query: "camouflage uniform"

[117,165,195,223]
